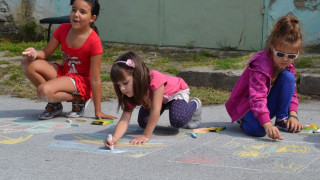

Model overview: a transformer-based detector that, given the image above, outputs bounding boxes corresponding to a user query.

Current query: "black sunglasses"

[273,48,299,60]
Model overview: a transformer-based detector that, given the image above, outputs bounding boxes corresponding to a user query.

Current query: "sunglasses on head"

[273,48,299,60]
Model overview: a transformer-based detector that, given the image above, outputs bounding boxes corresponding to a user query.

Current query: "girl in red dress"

[21,0,116,120]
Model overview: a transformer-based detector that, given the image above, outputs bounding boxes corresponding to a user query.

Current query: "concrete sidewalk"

[0,95,320,180]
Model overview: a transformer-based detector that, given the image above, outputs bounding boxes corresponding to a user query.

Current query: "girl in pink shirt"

[225,15,304,140]
[104,52,202,149]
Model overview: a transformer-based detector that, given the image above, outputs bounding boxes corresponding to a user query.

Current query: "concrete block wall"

[178,67,320,95]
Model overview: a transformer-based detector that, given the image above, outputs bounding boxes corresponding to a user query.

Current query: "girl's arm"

[90,54,117,120]
[287,110,303,133]
[130,85,164,145]
[249,71,283,140]
[22,37,60,60]
[105,110,132,149]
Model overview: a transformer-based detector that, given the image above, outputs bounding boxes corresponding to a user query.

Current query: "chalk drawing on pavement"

[0,118,70,134]
[49,127,186,158]
[171,138,320,174]
[0,118,70,145]
[0,134,33,144]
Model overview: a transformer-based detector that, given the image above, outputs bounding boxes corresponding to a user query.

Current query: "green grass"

[190,86,230,105]
[296,56,320,68]
[0,41,62,61]
[1,41,319,104]
[0,60,10,64]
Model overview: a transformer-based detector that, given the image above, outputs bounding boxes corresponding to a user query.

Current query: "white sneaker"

[186,98,202,129]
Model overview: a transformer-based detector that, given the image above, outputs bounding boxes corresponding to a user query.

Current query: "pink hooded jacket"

[225,49,299,126]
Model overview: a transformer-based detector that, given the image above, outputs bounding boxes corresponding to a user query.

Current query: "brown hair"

[72,0,100,35]
[267,15,303,53]
[110,52,150,111]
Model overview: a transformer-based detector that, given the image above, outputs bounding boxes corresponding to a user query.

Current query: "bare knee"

[37,83,54,102]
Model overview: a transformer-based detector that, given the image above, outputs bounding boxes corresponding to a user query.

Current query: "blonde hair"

[267,15,303,52]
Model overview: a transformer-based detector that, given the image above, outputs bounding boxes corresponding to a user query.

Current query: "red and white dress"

[53,23,103,101]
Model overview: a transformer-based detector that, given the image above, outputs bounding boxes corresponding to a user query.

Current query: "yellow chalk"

[75,118,87,122]
[91,120,114,125]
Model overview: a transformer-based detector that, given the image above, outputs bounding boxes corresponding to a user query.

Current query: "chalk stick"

[191,132,198,138]
[71,123,80,127]
[91,120,114,125]
[75,118,87,122]
[66,118,72,123]
[108,134,114,150]
[212,126,226,132]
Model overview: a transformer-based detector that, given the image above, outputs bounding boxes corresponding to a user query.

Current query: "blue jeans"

[241,70,295,137]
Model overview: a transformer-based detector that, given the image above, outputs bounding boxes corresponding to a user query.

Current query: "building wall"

[265,0,320,46]
[0,0,71,35]
[1,0,319,49]
[96,0,265,51]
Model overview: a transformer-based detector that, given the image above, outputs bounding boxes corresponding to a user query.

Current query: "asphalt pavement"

[0,95,320,180]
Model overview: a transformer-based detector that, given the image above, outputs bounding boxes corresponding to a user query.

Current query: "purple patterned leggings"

[138,99,197,128]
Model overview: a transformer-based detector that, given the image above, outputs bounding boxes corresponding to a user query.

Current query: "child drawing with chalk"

[21,0,116,120]
[225,15,304,140]
[104,52,202,149]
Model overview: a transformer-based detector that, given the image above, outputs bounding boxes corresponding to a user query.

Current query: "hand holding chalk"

[108,134,114,150]
[22,48,37,60]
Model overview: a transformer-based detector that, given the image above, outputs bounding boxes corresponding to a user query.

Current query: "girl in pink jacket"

[225,15,304,140]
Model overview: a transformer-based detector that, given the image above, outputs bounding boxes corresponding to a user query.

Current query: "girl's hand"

[95,111,117,120]
[22,47,37,60]
[287,117,303,133]
[263,122,284,140]
[130,135,150,145]
[104,135,118,149]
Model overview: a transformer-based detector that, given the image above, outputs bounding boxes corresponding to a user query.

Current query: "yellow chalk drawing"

[129,152,149,158]
[222,138,252,150]
[235,143,310,159]
[0,134,33,144]
[73,136,103,145]
[275,144,310,154]
[274,160,304,173]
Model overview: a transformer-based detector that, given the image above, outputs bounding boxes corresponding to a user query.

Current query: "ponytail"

[83,0,100,35]
[266,15,302,52]
[91,22,99,35]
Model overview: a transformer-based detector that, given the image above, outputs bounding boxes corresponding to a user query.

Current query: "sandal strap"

[72,101,85,107]
[46,103,61,109]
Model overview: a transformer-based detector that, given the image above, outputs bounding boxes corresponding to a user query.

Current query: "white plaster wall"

[267,0,320,45]
[5,0,71,27]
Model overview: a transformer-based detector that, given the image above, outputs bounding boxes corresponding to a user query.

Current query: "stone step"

[177,67,320,96]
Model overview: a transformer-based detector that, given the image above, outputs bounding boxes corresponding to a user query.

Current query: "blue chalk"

[191,132,198,138]
[308,130,314,133]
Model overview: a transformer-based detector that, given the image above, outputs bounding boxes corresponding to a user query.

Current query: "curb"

[177,67,320,96]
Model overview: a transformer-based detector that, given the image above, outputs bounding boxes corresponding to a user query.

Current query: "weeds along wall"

[0,0,71,39]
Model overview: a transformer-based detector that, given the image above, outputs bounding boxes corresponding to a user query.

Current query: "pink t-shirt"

[149,70,188,102]
[125,70,188,110]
